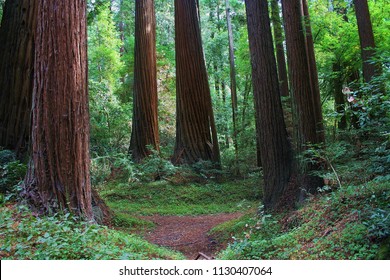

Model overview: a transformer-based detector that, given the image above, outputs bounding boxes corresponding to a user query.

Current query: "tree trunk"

[282,0,324,148]
[129,0,159,162]
[23,0,93,219]
[225,0,239,172]
[270,0,289,97]
[0,0,36,156]
[282,0,324,192]
[354,0,380,83]
[172,0,220,165]
[301,0,325,143]
[245,0,293,210]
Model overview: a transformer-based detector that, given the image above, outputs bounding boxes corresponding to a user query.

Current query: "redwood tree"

[129,0,159,162]
[225,0,239,172]
[0,0,36,155]
[301,0,325,141]
[282,0,324,190]
[172,0,220,165]
[23,0,93,219]
[354,0,380,83]
[245,0,293,210]
[270,0,289,97]
[282,0,324,147]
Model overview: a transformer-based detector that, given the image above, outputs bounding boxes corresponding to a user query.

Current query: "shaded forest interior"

[0,0,389,260]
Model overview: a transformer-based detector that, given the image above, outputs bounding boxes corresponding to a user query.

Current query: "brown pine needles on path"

[140,213,243,259]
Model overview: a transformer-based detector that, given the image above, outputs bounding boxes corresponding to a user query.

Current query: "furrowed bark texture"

[270,0,289,97]
[245,0,293,210]
[172,0,220,165]
[282,0,323,149]
[353,0,380,83]
[301,0,325,142]
[23,0,92,219]
[0,0,36,155]
[282,0,324,192]
[129,0,159,162]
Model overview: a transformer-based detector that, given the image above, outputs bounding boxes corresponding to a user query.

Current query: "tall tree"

[245,0,293,210]
[23,0,93,219]
[353,0,380,83]
[129,0,159,162]
[225,0,239,172]
[282,0,324,190]
[301,0,325,142]
[0,0,36,156]
[282,0,324,147]
[172,0,220,165]
[270,0,289,97]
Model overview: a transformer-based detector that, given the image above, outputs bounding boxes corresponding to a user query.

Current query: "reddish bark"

[129,0,159,162]
[23,0,93,219]
[172,0,220,165]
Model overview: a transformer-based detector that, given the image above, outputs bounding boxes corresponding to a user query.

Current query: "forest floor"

[100,178,261,259]
[140,213,243,259]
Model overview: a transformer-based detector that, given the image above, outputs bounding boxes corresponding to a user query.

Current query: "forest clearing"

[0,0,389,262]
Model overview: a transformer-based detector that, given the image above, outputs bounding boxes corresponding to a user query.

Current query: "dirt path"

[140,213,242,259]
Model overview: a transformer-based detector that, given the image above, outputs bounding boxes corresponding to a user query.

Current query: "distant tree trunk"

[246,0,293,210]
[282,0,324,192]
[225,0,239,172]
[241,73,252,127]
[301,0,325,142]
[0,0,36,156]
[270,0,289,97]
[172,0,220,165]
[23,0,93,219]
[208,0,219,97]
[118,0,125,56]
[129,0,159,162]
[214,1,230,149]
[353,0,380,83]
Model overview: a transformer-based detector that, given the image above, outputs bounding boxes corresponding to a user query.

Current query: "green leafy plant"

[0,149,27,196]
[0,205,184,260]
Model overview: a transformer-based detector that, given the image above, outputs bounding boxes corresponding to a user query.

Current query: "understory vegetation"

[1,117,389,259]
[0,0,389,261]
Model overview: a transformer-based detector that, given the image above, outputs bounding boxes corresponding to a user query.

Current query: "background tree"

[225,0,239,172]
[301,0,325,142]
[270,0,289,97]
[172,0,220,165]
[0,0,36,156]
[245,0,293,210]
[129,0,159,162]
[282,0,324,191]
[353,0,381,83]
[23,0,93,219]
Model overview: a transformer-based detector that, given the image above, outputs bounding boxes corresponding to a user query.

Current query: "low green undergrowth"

[100,178,261,218]
[214,181,389,260]
[0,204,184,260]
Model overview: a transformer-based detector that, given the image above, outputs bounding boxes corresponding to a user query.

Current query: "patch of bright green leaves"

[0,205,184,260]
[216,181,389,260]
[101,179,261,217]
